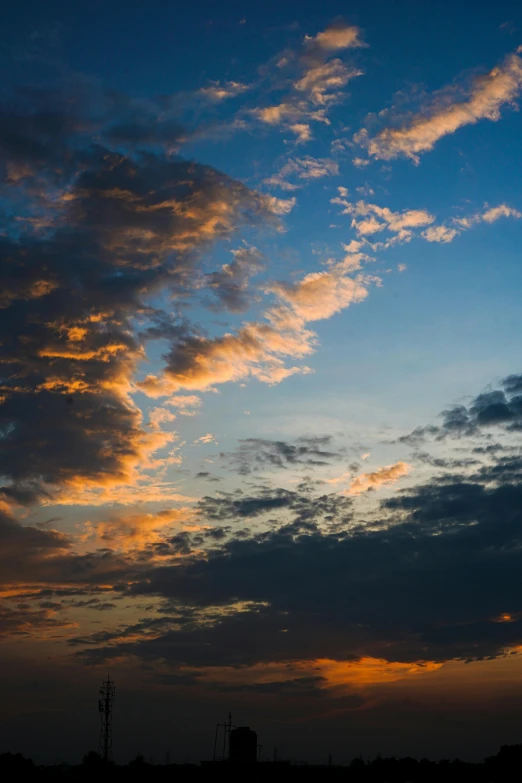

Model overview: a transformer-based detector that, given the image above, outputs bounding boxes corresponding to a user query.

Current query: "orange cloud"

[137,261,374,395]
[315,657,443,688]
[341,461,412,496]
[177,655,441,693]
[331,197,435,236]
[82,507,196,550]
[269,269,369,322]
[356,48,522,161]
[422,225,459,243]
[198,81,250,102]
[194,433,217,445]
[295,60,362,106]
[454,202,522,229]
[305,25,366,52]
[250,25,365,141]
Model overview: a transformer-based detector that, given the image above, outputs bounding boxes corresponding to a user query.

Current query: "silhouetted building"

[229,727,257,763]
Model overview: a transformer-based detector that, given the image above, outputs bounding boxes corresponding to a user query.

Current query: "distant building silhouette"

[229,727,257,764]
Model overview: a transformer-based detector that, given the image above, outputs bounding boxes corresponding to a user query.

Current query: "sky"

[2,0,522,766]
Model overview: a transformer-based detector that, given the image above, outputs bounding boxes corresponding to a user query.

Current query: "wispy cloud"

[355,47,522,162]
[194,433,218,445]
[82,507,195,550]
[198,81,250,102]
[200,245,265,312]
[344,461,411,496]
[138,255,375,395]
[265,156,339,190]
[251,25,365,142]
[294,59,362,106]
[454,202,522,229]
[332,194,521,248]
[424,202,522,243]
[331,195,434,237]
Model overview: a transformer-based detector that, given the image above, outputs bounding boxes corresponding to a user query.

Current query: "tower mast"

[98,674,115,762]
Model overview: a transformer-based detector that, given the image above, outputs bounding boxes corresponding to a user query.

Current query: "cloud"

[200,245,265,312]
[454,202,522,229]
[289,123,312,143]
[332,197,434,237]
[80,459,522,669]
[294,60,363,106]
[138,320,313,394]
[223,436,341,475]
[198,81,250,102]
[81,507,195,550]
[0,503,144,596]
[165,394,202,414]
[268,268,369,322]
[0,602,74,639]
[265,156,339,190]
[137,253,373,395]
[356,47,522,162]
[422,225,459,243]
[400,374,522,443]
[262,194,297,214]
[10,370,522,678]
[344,461,412,496]
[0,86,277,506]
[0,505,70,570]
[252,102,300,125]
[194,433,217,445]
[250,25,365,141]
[49,481,195,507]
[332,196,520,249]
[482,204,522,222]
[304,25,366,52]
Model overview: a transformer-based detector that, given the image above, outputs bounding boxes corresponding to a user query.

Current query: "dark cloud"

[197,486,352,530]
[71,456,522,669]
[201,245,265,312]
[399,374,522,444]
[0,508,74,585]
[413,451,480,469]
[0,86,276,504]
[224,436,342,475]
[0,603,70,638]
[198,487,297,520]
[0,508,146,597]
[472,443,510,455]
[65,599,117,611]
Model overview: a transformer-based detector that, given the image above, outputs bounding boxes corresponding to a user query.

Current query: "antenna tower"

[98,674,115,762]
[213,712,235,761]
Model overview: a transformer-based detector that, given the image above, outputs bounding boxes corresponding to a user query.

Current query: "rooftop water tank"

[229,726,257,763]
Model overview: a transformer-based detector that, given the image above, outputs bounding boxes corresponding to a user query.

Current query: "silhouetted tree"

[0,752,34,773]
[128,753,149,769]
[81,750,104,768]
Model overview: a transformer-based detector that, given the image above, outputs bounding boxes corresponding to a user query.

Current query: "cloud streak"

[138,257,373,395]
[356,47,522,162]
[344,461,412,496]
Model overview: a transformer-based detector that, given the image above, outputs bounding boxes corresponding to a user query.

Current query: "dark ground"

[2,744,522,781]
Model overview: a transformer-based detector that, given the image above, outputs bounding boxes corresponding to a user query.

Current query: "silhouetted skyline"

[2,0,522,766]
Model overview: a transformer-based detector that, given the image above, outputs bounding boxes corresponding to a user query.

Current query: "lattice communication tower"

[98,674,115,762]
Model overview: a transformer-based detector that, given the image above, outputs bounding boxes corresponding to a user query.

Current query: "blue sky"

[3,0,522,765]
